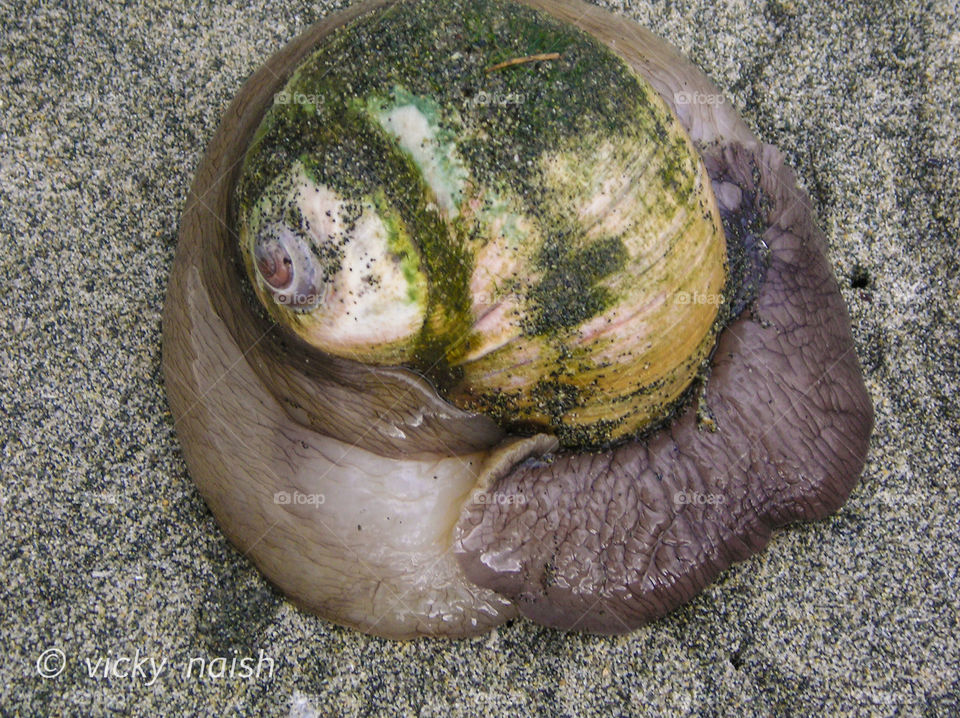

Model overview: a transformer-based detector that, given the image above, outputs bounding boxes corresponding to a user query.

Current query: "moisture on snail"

[163,0,874,638]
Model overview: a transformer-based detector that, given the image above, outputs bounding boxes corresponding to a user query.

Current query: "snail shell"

[233,10,727,448]
[163,0,873,638]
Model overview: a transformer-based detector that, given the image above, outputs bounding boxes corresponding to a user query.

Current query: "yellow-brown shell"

[235,0,727,447]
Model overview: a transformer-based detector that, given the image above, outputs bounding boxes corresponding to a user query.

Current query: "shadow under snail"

[163,0,874,638]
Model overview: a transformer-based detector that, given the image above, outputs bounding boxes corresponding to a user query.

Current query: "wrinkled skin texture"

[163,0,873,638]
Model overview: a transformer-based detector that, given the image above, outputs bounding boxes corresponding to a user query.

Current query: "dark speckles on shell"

[234,0,729,448]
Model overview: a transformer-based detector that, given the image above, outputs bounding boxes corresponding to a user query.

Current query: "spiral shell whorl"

[234,0,728,447]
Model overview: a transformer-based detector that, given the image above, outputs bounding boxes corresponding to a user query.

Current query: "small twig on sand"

[484,52,561,73]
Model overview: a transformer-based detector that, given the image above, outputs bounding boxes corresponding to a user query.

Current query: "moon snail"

[163,0,874,638]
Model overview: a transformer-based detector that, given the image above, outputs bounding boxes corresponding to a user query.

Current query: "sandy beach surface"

[1,0,957,714]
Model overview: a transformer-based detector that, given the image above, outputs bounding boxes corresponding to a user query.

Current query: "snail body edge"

[163,0,873,638]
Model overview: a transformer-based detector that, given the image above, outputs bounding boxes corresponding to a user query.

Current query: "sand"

[1,0,957,714]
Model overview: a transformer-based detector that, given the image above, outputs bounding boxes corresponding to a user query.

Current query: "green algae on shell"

[234,0,727,447]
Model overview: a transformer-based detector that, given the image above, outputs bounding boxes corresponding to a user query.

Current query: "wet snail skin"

[163,0,873,638]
